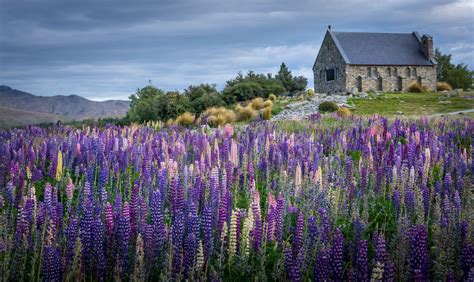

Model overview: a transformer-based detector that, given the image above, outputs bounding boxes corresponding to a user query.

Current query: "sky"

[0,0,473,101]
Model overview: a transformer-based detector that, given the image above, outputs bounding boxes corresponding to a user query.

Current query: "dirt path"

[426,108,474,118]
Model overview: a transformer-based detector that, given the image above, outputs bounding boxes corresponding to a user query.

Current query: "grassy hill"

[0,85,130,128]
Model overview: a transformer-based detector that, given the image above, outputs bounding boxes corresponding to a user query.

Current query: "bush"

[203,107,236,127]
[336,107,351,118]
[318,101,339,113]
[222,82,264,104]
[249,98,265,110]
[268,94,277,101]
[262,100,273,109]
[436,82,453,91]
[175,112,195,127]
[262,107,272,120]
[184,84,225,114]
[235,104,258,121]
[407,82,424,93]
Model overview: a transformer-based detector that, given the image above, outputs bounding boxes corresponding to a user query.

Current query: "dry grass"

[336,107,351,118]
[204,107,236,127]
[235,104,258,121]
[262,100,273,109]
[249,97,265,110]
[437,82,453,91]
[268,94,277,101]
[262,107,272,120]
[407,82,425,93]
[175,112,195,127]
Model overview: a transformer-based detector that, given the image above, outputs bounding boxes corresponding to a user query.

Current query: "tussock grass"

[175,112,195,127]
[437,82,453,91]
[204,107,236,127]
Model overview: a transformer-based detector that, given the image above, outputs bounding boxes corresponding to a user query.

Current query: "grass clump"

[336,107,351,118]
[268,94,277,101]
[437,82,453,91]
[262,107,272,120]
[235,104,258,121]
[407,82,427,93]
[204,107,236,127]
[175,112,195,127]
[249,98,266,110]
[318,101,339,113]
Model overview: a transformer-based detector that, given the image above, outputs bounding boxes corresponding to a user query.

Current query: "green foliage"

[127,86,191,122]
[222,71,286,104]
[184,84,225,114]
[275,63,308,94]
[435,49,473,89]
[318,101,339,112]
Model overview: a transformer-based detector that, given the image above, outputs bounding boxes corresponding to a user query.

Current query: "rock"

[395,111,404,115]
[438,100,452,104]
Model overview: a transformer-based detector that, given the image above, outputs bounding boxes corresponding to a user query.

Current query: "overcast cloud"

[0,0,473,100]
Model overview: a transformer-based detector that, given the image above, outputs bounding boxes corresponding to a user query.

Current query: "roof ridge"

[332,31,414,35]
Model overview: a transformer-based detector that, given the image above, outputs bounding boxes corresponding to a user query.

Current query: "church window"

[325,69,335,81]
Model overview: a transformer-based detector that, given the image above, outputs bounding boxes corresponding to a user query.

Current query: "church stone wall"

[313,33,347,94]
[345,65,437,93]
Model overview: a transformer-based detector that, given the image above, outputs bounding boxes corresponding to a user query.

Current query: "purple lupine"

[202,204,213,260]
[409,225,429,281]
[318,208,330,245]
[171,211,185,275]
[275,193,284,245]
[293,213,304,254]
[117,202,131,269]
[331,228,344,280]
[314,248,330,281]
[129,184,139,235]
[218,190,227,235]
[356,239,369,281]
[42,245,62,281]
[183,233,198,277]
[80,198,94,270]
[93,219,106,279]
[461,243,474,280]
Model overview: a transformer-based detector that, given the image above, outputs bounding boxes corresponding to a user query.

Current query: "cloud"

[0,0,472,99]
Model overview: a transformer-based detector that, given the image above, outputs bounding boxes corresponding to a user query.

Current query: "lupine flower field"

[0,116,473,281]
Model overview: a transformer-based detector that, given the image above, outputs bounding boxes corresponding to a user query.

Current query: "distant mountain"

[0,85,130,127]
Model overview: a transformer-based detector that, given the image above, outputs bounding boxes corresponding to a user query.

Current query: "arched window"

[386,67,391,77]
[373,67,379,78]
[320,70,323,81]
[412,68,417,77]
[367,67,371,77]
[393,67,398,77]
[405,67,410,77]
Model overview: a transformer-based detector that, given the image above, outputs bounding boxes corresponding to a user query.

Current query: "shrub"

[203,107,236,127]
[318,101,339,113]
[250,97,265,110]
[268,94,277,101]
[235,104,258,121]
[262,107,272,120]
[336,107,351,118]
[262,100,273,109]
[407,82,424,93]
[436,82,453,91]
[175,112,195,127]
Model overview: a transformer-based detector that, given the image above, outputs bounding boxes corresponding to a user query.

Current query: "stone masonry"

[313,27,437,94]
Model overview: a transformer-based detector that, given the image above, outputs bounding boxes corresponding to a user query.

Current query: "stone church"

[313,26,437,94]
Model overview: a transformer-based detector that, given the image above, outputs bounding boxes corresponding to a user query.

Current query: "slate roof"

[329,31,436,66]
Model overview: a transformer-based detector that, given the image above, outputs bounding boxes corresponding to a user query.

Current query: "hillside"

[0,86,130,127]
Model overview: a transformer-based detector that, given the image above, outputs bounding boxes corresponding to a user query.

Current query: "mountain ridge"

[0,85,130,127]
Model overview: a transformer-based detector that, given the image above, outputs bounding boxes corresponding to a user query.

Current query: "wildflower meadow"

[0,116,472,281]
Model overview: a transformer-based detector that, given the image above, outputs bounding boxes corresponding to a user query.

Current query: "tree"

[184,84,225,114]
[127,86,190,123]
[275,63,295,92]
[276,63,308,94]
[435,49,473,89]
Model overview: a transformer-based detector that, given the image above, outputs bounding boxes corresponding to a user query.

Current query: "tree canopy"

[435,49,473,89]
